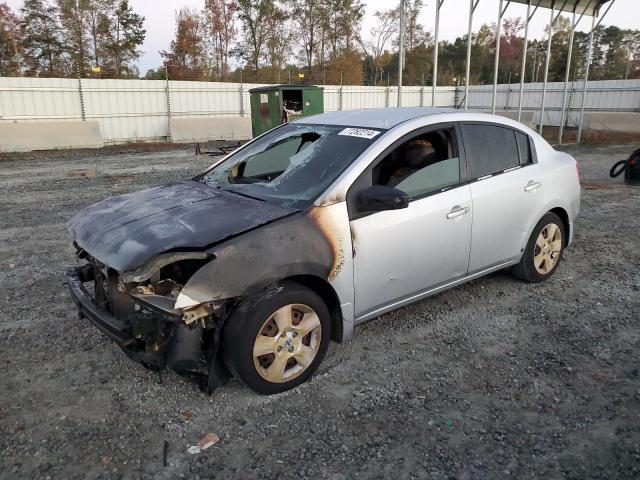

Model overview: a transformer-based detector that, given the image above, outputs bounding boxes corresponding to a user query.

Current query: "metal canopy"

[395,0,617,144]
[508,0,610,16]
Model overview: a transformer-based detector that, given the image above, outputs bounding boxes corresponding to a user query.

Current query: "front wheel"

[512,212,565,283]
[222,282,331,394]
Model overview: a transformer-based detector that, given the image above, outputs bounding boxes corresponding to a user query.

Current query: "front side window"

[461,124,520,178]
[372,127,460,199]
[199,123,382,208]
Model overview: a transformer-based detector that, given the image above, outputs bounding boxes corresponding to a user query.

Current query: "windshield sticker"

[338,128,381,140]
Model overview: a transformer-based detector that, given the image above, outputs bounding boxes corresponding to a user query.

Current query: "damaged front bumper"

[65,264,230,392]
[66,265,142,347]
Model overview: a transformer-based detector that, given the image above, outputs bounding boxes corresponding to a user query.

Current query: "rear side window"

[515,131,532,165]
[461,124,520,178]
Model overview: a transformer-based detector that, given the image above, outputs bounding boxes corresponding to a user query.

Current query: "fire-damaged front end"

[66,250,230,391]
[65,179,350,393]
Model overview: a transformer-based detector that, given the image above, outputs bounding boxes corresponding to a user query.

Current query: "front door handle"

[446,206,470,219]
[524,181,542,192]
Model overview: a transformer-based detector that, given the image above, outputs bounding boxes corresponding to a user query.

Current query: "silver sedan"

[66,108,581,394]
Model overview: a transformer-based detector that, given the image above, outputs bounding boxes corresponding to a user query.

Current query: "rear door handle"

[524,181,542,192]
[446,206,470,219]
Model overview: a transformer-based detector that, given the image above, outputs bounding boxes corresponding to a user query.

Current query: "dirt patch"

[104,174,136,183]
[0,142,639,479]
[68,170,97,178]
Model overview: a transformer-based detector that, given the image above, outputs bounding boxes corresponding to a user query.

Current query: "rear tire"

[222,282,331,395]
[512,212,565,283]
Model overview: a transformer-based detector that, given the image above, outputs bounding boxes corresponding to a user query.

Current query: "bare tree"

[358,9,398,84]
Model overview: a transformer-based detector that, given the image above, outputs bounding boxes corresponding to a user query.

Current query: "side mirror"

[357,185,409,213]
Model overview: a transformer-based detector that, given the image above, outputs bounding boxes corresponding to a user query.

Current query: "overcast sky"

[5,0,638,73]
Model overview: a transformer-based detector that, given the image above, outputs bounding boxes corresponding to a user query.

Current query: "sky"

[5,0,639,73]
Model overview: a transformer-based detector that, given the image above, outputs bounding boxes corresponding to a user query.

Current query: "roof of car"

[296,107,455,130]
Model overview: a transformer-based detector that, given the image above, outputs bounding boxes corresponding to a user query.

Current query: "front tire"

[512,212,565,283]
[222,282,331,395]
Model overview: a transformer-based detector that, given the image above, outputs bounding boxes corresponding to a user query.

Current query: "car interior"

[229,132,320,183]
[373,128,460,199]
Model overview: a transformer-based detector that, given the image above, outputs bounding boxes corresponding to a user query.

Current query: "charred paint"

[309,206,346,281]
[68,180,297,271]
[174,211,335,308]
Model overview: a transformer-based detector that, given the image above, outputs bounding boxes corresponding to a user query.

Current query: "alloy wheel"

[252,304,322,383]
[533,223,562,275]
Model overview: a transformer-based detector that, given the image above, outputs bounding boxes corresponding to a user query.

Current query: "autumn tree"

[498,17,524,83]
[203,0,236,79]
[0,2,22,75]
[161,7,206,80]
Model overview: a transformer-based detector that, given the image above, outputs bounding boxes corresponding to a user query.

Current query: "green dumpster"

[249,85,324,137]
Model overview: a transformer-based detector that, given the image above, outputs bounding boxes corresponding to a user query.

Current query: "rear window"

[461,124,520,178]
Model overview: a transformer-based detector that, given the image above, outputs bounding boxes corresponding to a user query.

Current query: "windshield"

[199,123,382,208]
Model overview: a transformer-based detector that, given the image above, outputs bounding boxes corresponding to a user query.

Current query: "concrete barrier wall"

[495,111,537,130]
[170,117,252,143]
[0,120,103,152]
[582,112,640,134]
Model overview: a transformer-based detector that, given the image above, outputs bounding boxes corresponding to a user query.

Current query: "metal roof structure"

[396,0,618,145]
[509,0,611,16]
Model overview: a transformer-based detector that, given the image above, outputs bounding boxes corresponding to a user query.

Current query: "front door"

[348,125,473,319]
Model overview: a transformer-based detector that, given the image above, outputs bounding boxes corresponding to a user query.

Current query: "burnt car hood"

[68,180,298,271]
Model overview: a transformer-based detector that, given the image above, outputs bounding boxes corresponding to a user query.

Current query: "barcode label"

[338,128,381,140]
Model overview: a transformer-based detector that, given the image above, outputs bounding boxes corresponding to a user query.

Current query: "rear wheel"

[512,212,565,283]
[222,282,331,394]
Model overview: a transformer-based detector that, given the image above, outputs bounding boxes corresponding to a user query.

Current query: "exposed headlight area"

[67,248,229,392]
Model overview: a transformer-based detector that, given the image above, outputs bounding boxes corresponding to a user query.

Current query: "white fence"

[1,76,639,145]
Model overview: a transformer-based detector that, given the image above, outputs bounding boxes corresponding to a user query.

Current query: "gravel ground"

[1,142,639,480]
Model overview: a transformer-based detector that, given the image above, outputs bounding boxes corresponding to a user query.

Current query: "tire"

[512,212,566,283]
[222,281,331,395]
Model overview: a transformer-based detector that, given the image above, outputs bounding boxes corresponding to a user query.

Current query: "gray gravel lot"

[1,142,639,479]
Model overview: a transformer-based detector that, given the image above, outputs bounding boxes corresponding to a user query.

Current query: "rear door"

[460,123,541,272]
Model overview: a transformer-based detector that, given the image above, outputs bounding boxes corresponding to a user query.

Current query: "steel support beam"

[577,0,617,143]
[398,0,406,106]
[558,0,593,144]
[491,0,510,114]
[517,1,540,122]
[464,0,480,110]
[538,1,556,134]
[557,9,576,142]
[432,0,445,107]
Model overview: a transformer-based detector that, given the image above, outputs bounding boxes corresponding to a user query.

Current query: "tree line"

[1,0,639,85]
[0,0,145,77]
